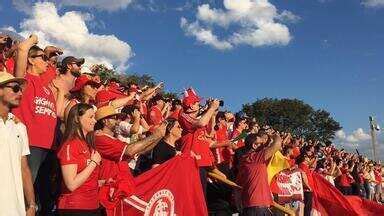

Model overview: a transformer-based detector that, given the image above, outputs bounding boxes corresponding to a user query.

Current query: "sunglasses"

[89,83,101,89]
[4,84,23,93]
[30,54,48,61]
[70,62,82,67]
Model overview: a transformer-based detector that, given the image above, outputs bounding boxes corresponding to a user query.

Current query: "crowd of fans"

[0,33,383,216]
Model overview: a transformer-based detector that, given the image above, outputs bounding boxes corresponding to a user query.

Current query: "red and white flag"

[99,155,208,216]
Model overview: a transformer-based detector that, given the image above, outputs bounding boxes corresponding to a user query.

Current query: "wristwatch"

[28,203,38,212]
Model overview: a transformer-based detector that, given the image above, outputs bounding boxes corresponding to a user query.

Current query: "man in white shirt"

[0,71,36,216]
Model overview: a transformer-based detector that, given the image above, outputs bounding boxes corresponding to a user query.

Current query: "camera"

[206,99,224,107]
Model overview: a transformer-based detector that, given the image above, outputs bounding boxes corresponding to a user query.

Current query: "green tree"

[242,98,341,142]
[91,64,156,87]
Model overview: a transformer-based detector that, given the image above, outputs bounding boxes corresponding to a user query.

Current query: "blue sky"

[1,0,384,160]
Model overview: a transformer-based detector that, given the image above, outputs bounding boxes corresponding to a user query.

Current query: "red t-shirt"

[359,172,365,184]
[231,129,245,148]
[237,150,272,207]
[13,69,57,149]
[56,138,100,210]
[214,123,231,164]
[5,58,15,74]
[179,112,214,167]
[169,108,181,120]
[339,167,351,187]
[148,106,163,126]
[292,146,301,158]
[94,134,132,180]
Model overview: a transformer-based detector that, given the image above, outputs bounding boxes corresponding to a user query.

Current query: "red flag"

[345,195,384,216]
[312,172,384,216]
[100,155,208,216]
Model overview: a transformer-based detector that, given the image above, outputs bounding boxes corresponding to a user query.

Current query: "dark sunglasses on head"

[89,83,101,89]
[30,54,48,61]
[4,84,22,93]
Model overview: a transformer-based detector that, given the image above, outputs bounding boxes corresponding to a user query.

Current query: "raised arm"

[264,134,282,160]
[189,99,220,128]
[140,82,163,101]
[110,91,136,109]
[124,123,166,156]
[129,109,141,134]
[15,34,38,78]
[52,78,69,120]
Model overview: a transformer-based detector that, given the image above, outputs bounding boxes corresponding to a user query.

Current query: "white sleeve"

[118,121,133,135]
[19,124,30,156]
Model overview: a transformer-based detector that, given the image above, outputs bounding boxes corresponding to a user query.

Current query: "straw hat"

[95,105,121,121]
[0,71,26,86]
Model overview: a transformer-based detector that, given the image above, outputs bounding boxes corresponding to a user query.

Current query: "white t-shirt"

[0,113,30,216]
[116,120,144,144]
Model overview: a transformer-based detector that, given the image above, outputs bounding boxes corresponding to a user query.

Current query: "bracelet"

[28,203,38,212]
[90,160,99,166]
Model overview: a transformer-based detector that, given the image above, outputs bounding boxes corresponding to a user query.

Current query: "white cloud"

[335,128,371,150]
[1,26,17,32]
[334,128,384,161]
[336,128,371,144]
[362,0,384,8]
[277,10,301,23]
[12,0,133,12]
[181,0,296,50]
[13,2,133,70]
[60,0,133,11]
[12,0,32,14]
[180,18,233,50]
[335,130,346,140]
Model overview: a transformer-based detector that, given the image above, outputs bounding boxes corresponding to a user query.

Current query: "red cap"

[108,82,120,90]
[70,75,100,92]
[96,89,127,107]
[182,87,201,107]
[129,84,141,93]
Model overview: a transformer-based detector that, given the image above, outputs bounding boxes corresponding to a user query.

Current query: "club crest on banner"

[275,171,304,203]
[144,189,175,216]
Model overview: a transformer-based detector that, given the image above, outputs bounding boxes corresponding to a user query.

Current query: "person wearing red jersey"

[93,105,166,181]
[236,132,282,216]
[64,75,101,120]
[168,99,182,120]
[13,35,67,182]
[297,153,315,216]
[231,116,248,149]
[0,34,16,74]
[338,163,354,195]
[147,94,170,131]
[178,87,222,196]
[214,111,231,166]
[373,164,382,202]
[56,103,102,215]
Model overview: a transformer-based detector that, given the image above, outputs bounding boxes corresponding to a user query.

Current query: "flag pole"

[369,116,377,161]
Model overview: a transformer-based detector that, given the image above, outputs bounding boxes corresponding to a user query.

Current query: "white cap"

[80,66,93,75]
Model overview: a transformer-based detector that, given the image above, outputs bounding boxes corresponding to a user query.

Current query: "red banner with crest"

[99,155,208,216]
